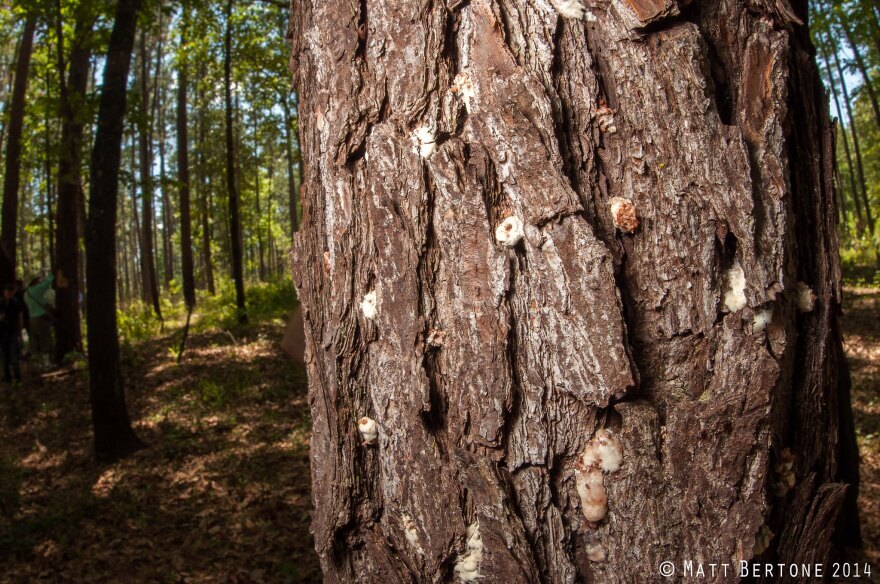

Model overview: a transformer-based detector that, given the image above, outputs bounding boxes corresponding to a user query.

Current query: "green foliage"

[192,277,297,333]
[117,278,297,354]
[841,247,880,286]
[197,378,233,408]
[117,302,164,345]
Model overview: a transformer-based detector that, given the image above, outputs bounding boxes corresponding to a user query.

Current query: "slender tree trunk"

[177,16,195,310]
[47,158,55,272]
[253,115,266,281]
[831,38,875,234]
[130,132,142,302]
[17,184,26,271]
[55,13,93,362]
[838,13,880,131]
[138,31,162,317]
[256,167,266,281]
[283,94,299,234]
[205,174,216,294]
[196,83,215,295]
[155,26,174,289]
[0,14,36,285]
[0,45,15,152]
[224,0,246,323]
[42,88,51,270]
[86,0,145,463]
[160,116,174,287]
[291,1,860,580]
[120,178,131,303]
[818,37,863,235]
[267,152,276,277]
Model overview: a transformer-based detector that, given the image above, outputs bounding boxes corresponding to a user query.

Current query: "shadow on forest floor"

[0,315,320,582]
[843,287,880,565]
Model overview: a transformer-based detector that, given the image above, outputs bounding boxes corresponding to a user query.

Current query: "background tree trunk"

[837,11,880,131]
[830,35,874,235]
[818,37,862,235]
[224,0,246,323]
[0,14,36,284]
[86,0,144,463]
[177,17,195,310]
[138,30,162,318]
[283,94,299,234]
[290,0,860,581]
[197,87,215,295]
[55,13,93,362]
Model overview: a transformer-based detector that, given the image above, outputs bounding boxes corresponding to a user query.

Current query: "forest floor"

[844,286,880,565]
[0,282,876,583]
[0,282,321,583]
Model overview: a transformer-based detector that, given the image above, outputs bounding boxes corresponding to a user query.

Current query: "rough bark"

[86,0,145,463]
[177,16,195,310]
[0,14,36,285]
[224,0,246,323]
[55,11,93,362]
[291,0,859,581]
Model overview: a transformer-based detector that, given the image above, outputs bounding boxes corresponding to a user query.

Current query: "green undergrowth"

[841,245,880,288]
[117,278,298,349]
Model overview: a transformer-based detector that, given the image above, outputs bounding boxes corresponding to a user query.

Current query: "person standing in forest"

[0,283,23,383]
[25,273,55,369]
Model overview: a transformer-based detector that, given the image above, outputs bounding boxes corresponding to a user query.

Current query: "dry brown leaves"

[842,287,880,565]
[0,322,319,582]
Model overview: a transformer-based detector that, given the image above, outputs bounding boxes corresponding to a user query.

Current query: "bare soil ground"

[0,288,876,582]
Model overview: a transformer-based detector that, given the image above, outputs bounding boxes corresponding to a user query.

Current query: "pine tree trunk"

[283,94,299,234]
[138,31,162,317]
[818,38,861,235]
[42,88,51,271]
[161,118,174,288]
[254,116,267,282]
[830,37,874,235]
[154,14,174,289]
[291,0,860,581]
[86,0,145,463]
[0,14,36,284]
[177,16,195,310]
[838,13,880,131]
[224,0,246,323]
[197,90,215,295]
[55,14,92,362]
